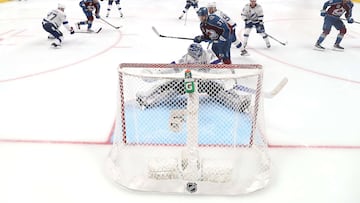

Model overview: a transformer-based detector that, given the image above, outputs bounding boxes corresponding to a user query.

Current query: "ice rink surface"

[0,0,360,202]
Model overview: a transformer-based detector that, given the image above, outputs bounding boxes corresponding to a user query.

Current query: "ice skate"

[333,44,344,51]
[48,35,55,40]
[51,42,61,48]
[266,41,271,48]
[314,43,325,51]
[240,49,249,56]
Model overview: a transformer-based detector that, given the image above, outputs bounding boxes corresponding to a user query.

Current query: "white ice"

[0,0,360,202]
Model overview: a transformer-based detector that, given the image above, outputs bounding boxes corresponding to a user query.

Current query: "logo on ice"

[184,69,195,93]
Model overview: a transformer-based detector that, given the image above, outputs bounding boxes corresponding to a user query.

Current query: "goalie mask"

[188,43,203,59]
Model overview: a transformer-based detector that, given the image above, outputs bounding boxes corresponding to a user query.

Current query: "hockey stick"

[340,18,360,24]
[152,26,194,40]
[234,77,288,99]
[99,17,121,29]
[75,27,102,34]
[265,33,287,46]
[184,11,188,26]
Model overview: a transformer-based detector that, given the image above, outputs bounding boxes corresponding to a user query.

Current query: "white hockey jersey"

[44,9,71,31]
[177,49,217,65]
[241,3,264,23]
[214,10,236,27]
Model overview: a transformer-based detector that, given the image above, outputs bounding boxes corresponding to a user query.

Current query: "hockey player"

[207,2,248,56]
[241,0,270,49]
[105,0,123,18]
[136,43,250,112]
[178,0,199,20]
[42,3,75,48]
[77,0,101,32]
[173,43,220,65]
[193,7,232,64]
[315,0,354,51]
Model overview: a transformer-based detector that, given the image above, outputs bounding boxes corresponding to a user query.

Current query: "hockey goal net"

[107,63,270,195]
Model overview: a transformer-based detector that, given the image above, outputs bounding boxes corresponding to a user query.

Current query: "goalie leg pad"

[136,80,183,108]
[215,89,251,112]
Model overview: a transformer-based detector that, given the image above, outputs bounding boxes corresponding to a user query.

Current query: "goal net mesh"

[107,63,270,195]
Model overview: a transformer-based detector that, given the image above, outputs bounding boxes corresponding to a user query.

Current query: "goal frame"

[117,63,264,147]
[109,63,270,195]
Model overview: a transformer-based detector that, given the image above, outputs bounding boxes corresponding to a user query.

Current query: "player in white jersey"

[175,43,220,65]
[241,0,270,49]
[207,2,248,56]
[42,4,75,48]
[136,43,250,112]
[105,0,123,18]
[178,0,199,20]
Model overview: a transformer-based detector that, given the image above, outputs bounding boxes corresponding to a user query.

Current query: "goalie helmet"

[196,7,208,16]
[188,43,203,60]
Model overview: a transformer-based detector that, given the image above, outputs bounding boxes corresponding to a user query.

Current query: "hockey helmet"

[188,43,203,59]
[197,7,208,16]
[207,2,216,8]
[58,3,66,10]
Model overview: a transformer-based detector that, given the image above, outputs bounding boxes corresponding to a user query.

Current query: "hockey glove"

[320,9,326,17]
[347,18,354,24]
[193,35,203,43]
[70,27,75,34]
[95,14,100,19]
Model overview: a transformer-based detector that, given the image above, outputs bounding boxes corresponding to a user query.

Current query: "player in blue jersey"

[193,7,232,64]
[315,0,354,51]
[105,0,123,18]
[76,0,101,32]
[207,2,248,56]
[178,0,199,20]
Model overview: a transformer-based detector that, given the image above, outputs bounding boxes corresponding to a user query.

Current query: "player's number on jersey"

[47,12,57,20]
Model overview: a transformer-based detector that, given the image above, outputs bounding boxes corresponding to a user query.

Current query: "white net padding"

[107,63,271,195]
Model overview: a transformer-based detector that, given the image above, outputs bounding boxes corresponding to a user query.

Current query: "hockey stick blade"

[152,26,194,40]
[99,18,121,29]
[234,77,288,99]
[264,77,288,98]
[96,27,102,33]
[266,33,288,46]
[151,26,161,37]
[75,27,102,34]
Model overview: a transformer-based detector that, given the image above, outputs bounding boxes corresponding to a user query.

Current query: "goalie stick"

[99,17,122,29]
[75,27,102,34]
[234,77,288,99]
[152,26,194,40]
[265,33,288,46]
